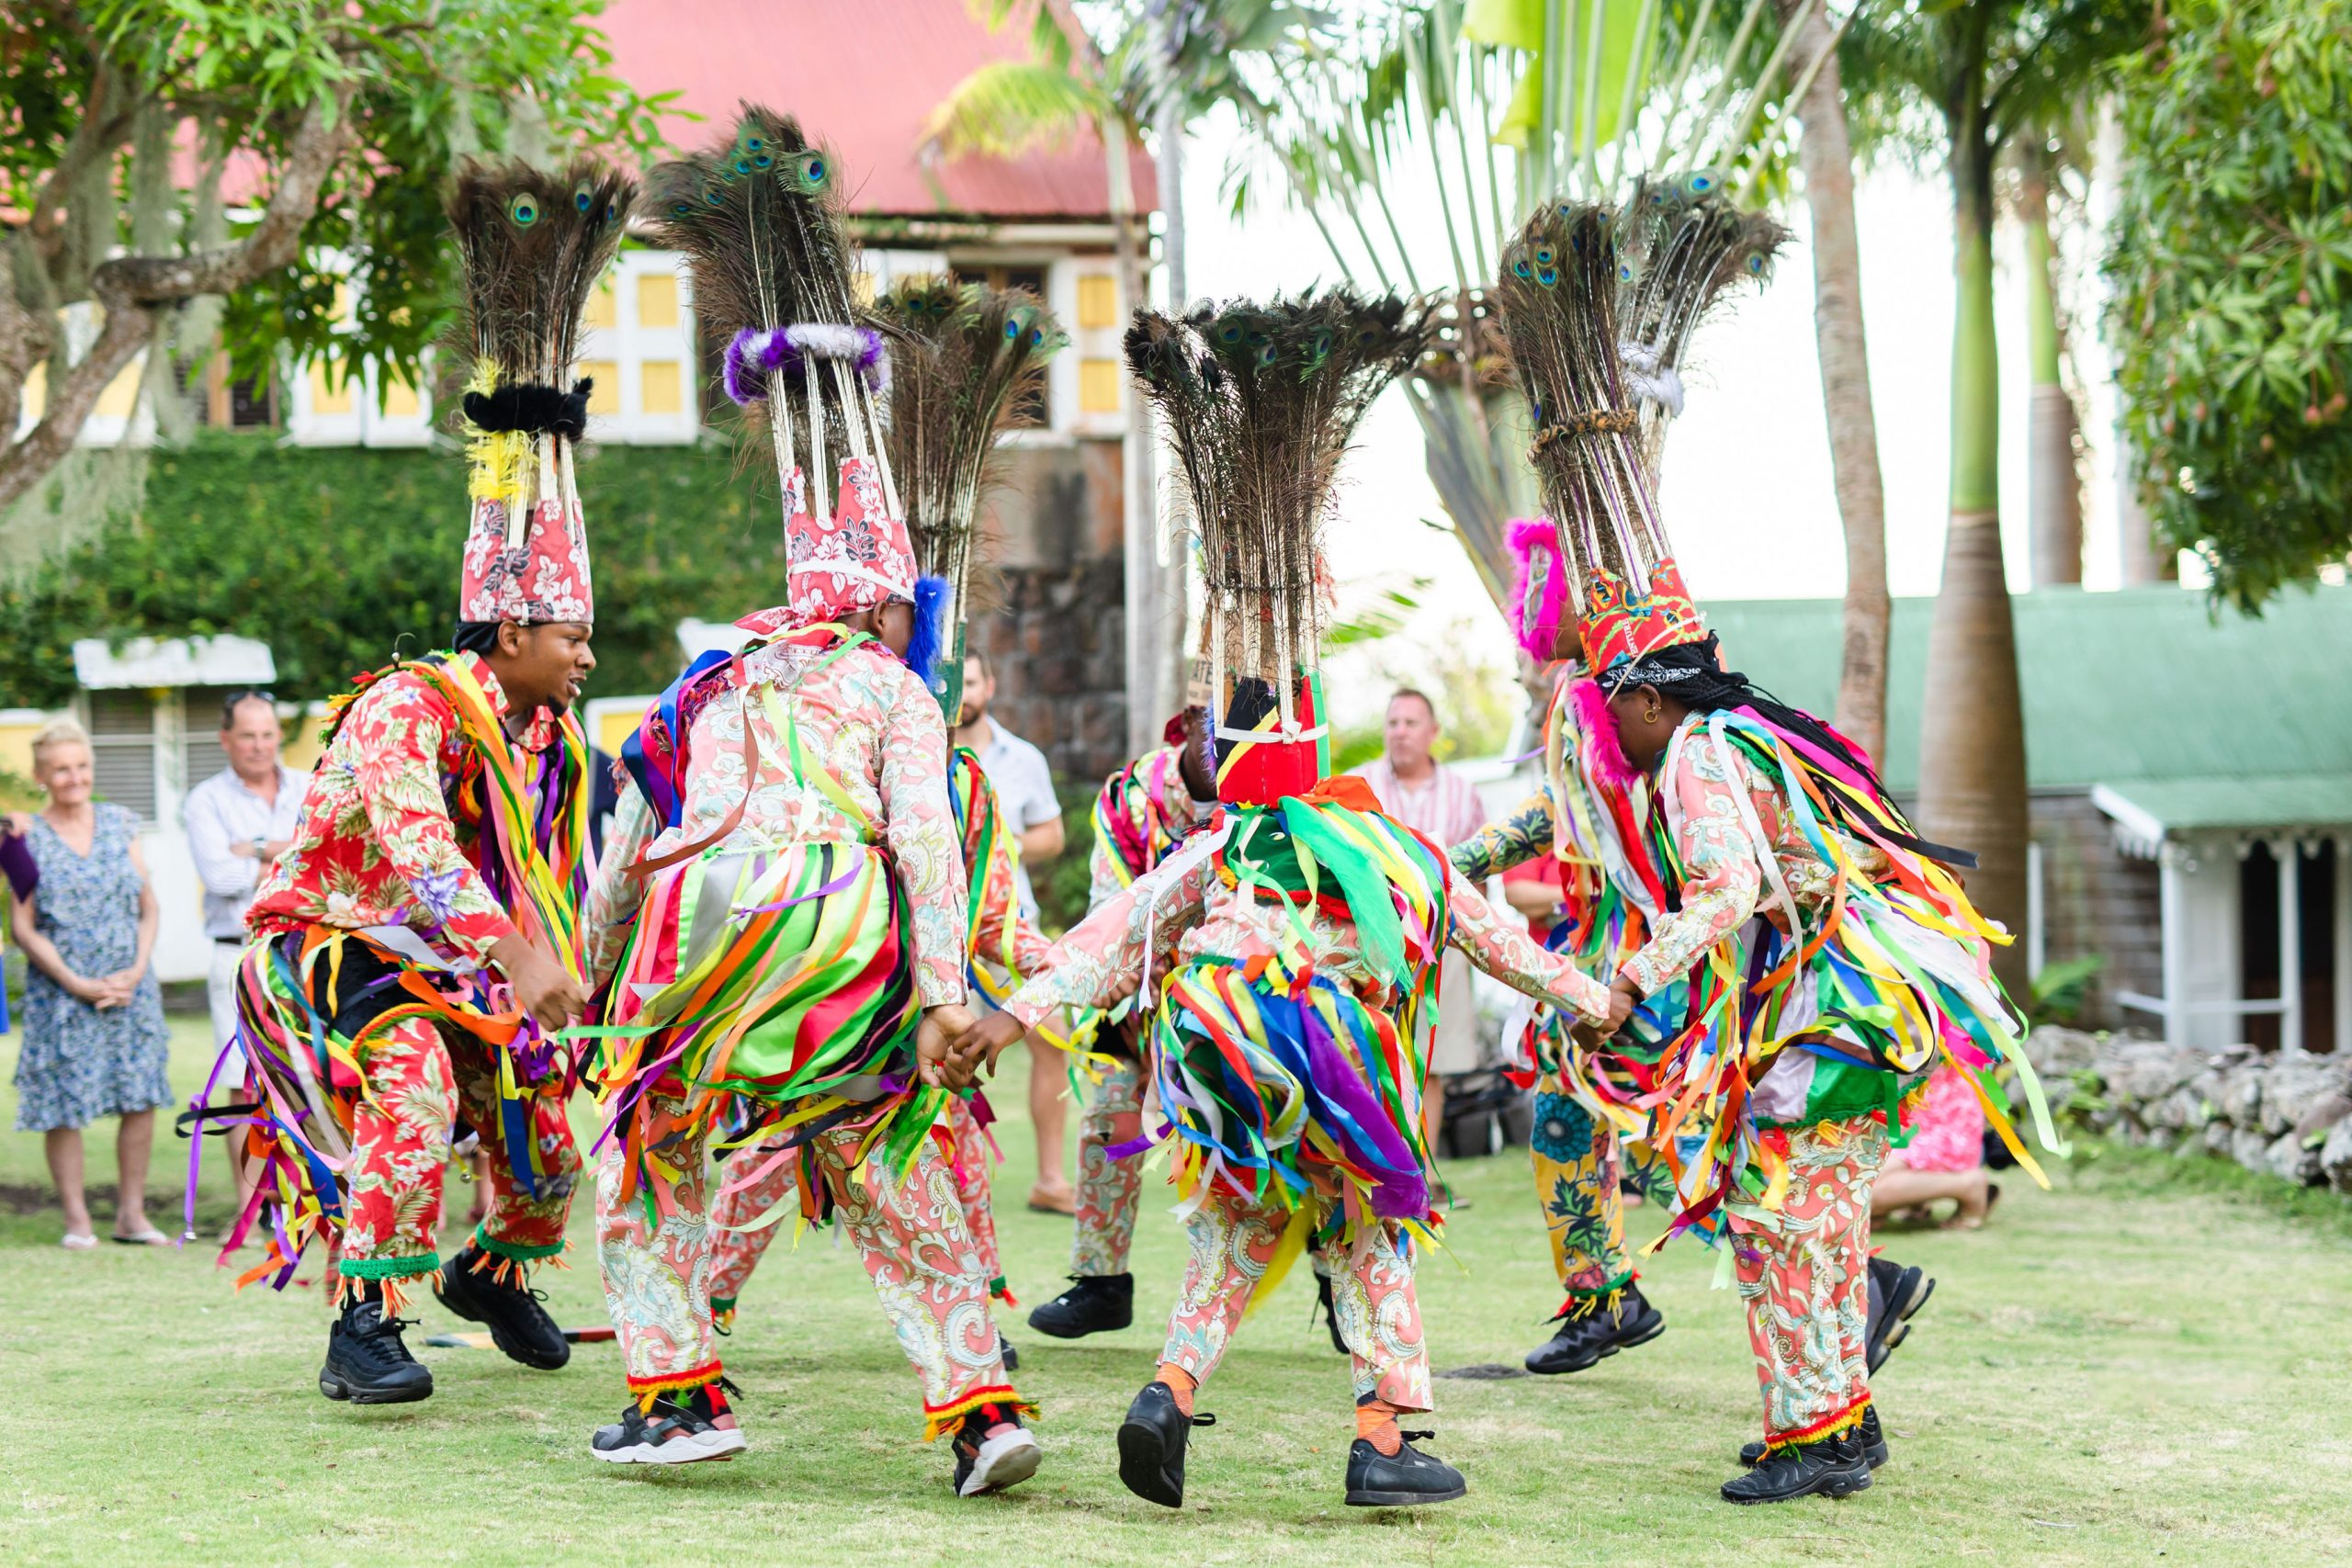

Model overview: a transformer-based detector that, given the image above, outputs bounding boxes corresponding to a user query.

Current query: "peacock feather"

[1127,289,1439,688]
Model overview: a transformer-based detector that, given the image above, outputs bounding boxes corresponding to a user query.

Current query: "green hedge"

[0,430,797,707]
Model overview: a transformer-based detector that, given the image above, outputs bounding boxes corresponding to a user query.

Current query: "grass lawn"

[3,1016,2346,1566]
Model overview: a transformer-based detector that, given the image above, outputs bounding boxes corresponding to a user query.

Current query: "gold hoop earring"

[1643,703,1662,724]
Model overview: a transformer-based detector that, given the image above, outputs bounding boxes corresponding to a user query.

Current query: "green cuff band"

[474,1227,566,1263]
[339,1251,440,1280]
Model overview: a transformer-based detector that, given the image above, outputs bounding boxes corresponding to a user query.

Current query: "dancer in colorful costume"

[1489,194,2060,1504]
[200,158,624,1404]
[1446,183,1781,1379]
[580,110,1035,1496]
[695,276,1068,1360]
[1023,708,1216,1343]
[954,294,1630,1510]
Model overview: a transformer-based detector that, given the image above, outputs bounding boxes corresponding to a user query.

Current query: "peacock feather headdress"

[871,276,1065,708]
[637,105,897,542]
[1128,289,1440,800]
[448,156,634,626]
[1494,189,1781,675]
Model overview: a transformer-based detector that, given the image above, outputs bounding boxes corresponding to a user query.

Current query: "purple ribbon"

[732,860,862,917]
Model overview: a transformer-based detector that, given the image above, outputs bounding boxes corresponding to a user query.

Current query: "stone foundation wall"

[2030,1027,2352,1190]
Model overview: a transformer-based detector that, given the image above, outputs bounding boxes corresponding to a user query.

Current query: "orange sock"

[1356,1398,1404,1455]
[1155,1362,1197,1417]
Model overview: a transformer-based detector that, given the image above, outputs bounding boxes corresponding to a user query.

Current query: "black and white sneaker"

[1344,1428,1467,1506]
[320,1298,435,1404]
[435,1244,570,1371]
[1721,1429,1872,1504]
[1116,1380,1215,1508]
[950,1403,1042,1496]
[591,1381,747,1465]
[1741,1405,1888,1469]
[1026,1273,1133,1339]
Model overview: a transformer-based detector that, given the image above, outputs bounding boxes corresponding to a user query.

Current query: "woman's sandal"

[111,1226,172,1247]
[61,1232,99,1250]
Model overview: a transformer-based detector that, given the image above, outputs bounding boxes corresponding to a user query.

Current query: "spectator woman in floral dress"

[10,719,173,1247]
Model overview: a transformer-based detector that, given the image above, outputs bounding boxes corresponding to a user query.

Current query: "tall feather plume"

[448,157,633,396]
[1494,202,1665,605]
[635,105,891,534]
[1611,172,1789,468]
[871,278,1066,626]
[1128,289,1439,692]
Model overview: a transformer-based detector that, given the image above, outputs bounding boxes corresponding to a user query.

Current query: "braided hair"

[1607,635,1976,868]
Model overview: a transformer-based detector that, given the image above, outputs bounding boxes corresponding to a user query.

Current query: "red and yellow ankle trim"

[1762,1393,1871,1454]
[628,1359,726,1413]
[1552,1270,1636,1323]
[921,1384,1037,1443]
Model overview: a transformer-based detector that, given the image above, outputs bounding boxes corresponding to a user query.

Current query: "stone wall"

[2030,1026,2352,1191]
[964,435,1131,783]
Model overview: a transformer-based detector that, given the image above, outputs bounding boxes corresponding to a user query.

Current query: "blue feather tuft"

[905,575,950,692]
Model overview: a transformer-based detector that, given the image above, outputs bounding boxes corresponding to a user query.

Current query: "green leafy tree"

[1840,0,2148,990]
[0,0,668,527]
[2106,0,2352,611]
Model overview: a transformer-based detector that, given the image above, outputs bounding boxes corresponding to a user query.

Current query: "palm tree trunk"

[2020,144,2082,587]
[1105,113,1166,757]
[1919,119,2032,996]
[1779,0,1889,767]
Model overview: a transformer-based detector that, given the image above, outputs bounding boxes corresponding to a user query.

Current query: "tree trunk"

[1918,124,2033,996]
[2020,147,2082,587]
[1780,0,1890,767]
[1106,115,1166,758]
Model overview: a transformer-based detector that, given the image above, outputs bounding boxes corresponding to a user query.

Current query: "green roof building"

[1702,585,2352,1052]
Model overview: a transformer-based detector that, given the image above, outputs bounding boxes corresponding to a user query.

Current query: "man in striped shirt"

[1351,689,1495,1160]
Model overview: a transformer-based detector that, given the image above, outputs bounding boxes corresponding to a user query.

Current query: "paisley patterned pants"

[597,1090,1019,1438]
[706,1097,1007,1312]
[1159,1184,1430,1413]
[1071,1060,1145,1277]
[1728,1116,1887,1446]
[339,1017,578,1309]
[1528,1074,1675,1314]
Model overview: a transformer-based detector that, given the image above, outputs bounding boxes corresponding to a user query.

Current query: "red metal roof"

[595,0,1157,223]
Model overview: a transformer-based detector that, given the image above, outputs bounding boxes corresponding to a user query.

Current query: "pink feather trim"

[1505,517,1569,665]
[1568,676,1640,795]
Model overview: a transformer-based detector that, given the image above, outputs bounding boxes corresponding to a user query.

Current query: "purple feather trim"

[723,324,891,406]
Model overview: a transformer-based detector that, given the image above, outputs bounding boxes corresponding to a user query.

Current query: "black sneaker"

[591,1380,747,1465]
[1313,1269,1350,1356]
[1721,1429,1872,1504]
[1524,1283,1665,1375]
[434,1245,570,1371]
[1741,1405,1888,1469]
[1865,1256,1935,1374]
[999,1332,1019,1373]
[1026,1273,1134,1339]
[1344,1428,1467,1506]
[320,1298,435,1404]
[1116,1380,1215,1508]
[950,1401,1043,1496]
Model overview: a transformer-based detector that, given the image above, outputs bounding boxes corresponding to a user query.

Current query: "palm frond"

[926,61,1112,161]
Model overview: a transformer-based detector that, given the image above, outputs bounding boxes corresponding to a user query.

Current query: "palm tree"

[1842,0,2147,989]
[2017,132,2084,587]
[1774,0,1889,762]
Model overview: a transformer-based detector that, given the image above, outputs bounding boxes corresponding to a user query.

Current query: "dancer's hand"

[1604,976,1639,1033]
[951,1010,1028,1076]
[917,1004,978,1089]
[492,934,587,1031]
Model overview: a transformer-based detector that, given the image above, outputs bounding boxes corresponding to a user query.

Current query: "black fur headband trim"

[463,378,593,439]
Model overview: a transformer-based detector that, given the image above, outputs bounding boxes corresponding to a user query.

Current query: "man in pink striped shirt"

[1351,689,1494,1161]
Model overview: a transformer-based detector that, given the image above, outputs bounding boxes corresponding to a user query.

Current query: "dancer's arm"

[1617,729,1764,998]
[350,677,514,964]
[1441,858,1614,1025]
[879,680,973,1009]
[1448,783,1557,881]
[1002,852,1208,1022]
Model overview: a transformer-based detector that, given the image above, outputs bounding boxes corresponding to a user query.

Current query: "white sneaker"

[954,1423,1042,1496]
